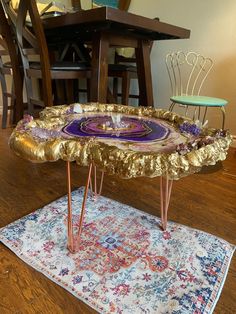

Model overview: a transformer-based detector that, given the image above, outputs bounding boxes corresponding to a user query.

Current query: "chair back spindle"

[0,1,23,126]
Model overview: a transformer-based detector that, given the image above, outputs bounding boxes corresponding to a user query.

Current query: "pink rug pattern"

[0,188,235,314]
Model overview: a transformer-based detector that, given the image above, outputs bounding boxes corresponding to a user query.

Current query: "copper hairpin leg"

[67,161,74,252]
[67,163,172,252]
[66,161,105,253]
[160,176,173,230]
[89,162,105,199]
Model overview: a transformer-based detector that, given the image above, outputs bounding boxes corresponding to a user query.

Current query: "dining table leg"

[90,32,110,103]
[66,161,93,253]
[135,39,154,107]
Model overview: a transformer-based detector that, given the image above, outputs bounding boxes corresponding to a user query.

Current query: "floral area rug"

[0,187,235,314]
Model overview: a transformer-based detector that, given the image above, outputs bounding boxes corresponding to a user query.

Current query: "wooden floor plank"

[0,128,235,313]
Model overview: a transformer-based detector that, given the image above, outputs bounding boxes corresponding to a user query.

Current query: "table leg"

[89,163,105,199]
[67,161,74,252]
[135,39,154,107]
[66,161,93,253]
[160,176,173,230]
[90,32,109,103]
[75,162,93,249]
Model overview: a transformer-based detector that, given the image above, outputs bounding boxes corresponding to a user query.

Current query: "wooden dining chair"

[0,1,23,128]
[166,51,227,129]
[0,31,15,128]
[1,0,91,116]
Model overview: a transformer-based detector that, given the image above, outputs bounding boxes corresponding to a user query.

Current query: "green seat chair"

[166,51,227,129]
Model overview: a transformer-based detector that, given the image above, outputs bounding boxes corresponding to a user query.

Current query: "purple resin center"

[63,115,170,142]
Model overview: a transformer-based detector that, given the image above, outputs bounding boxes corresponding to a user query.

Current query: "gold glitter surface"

[9,103,232,180]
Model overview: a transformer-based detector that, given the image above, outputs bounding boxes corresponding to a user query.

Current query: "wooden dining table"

[43,6,190,107]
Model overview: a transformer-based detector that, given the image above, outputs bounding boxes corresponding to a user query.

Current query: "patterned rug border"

[0,187,235,314]
[0,236,106,313]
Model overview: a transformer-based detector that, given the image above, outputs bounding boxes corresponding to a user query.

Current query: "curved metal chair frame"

[166,51,227,128]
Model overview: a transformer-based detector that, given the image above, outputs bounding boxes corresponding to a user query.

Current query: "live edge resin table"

[9,103,232,253]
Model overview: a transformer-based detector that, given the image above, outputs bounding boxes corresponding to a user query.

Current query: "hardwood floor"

[0,127,235,314]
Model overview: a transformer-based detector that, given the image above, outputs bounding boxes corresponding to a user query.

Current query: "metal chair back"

[165,51,227,129]
[166,51,213,97]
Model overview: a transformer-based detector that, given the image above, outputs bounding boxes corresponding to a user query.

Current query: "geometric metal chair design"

[166,51,227,129]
